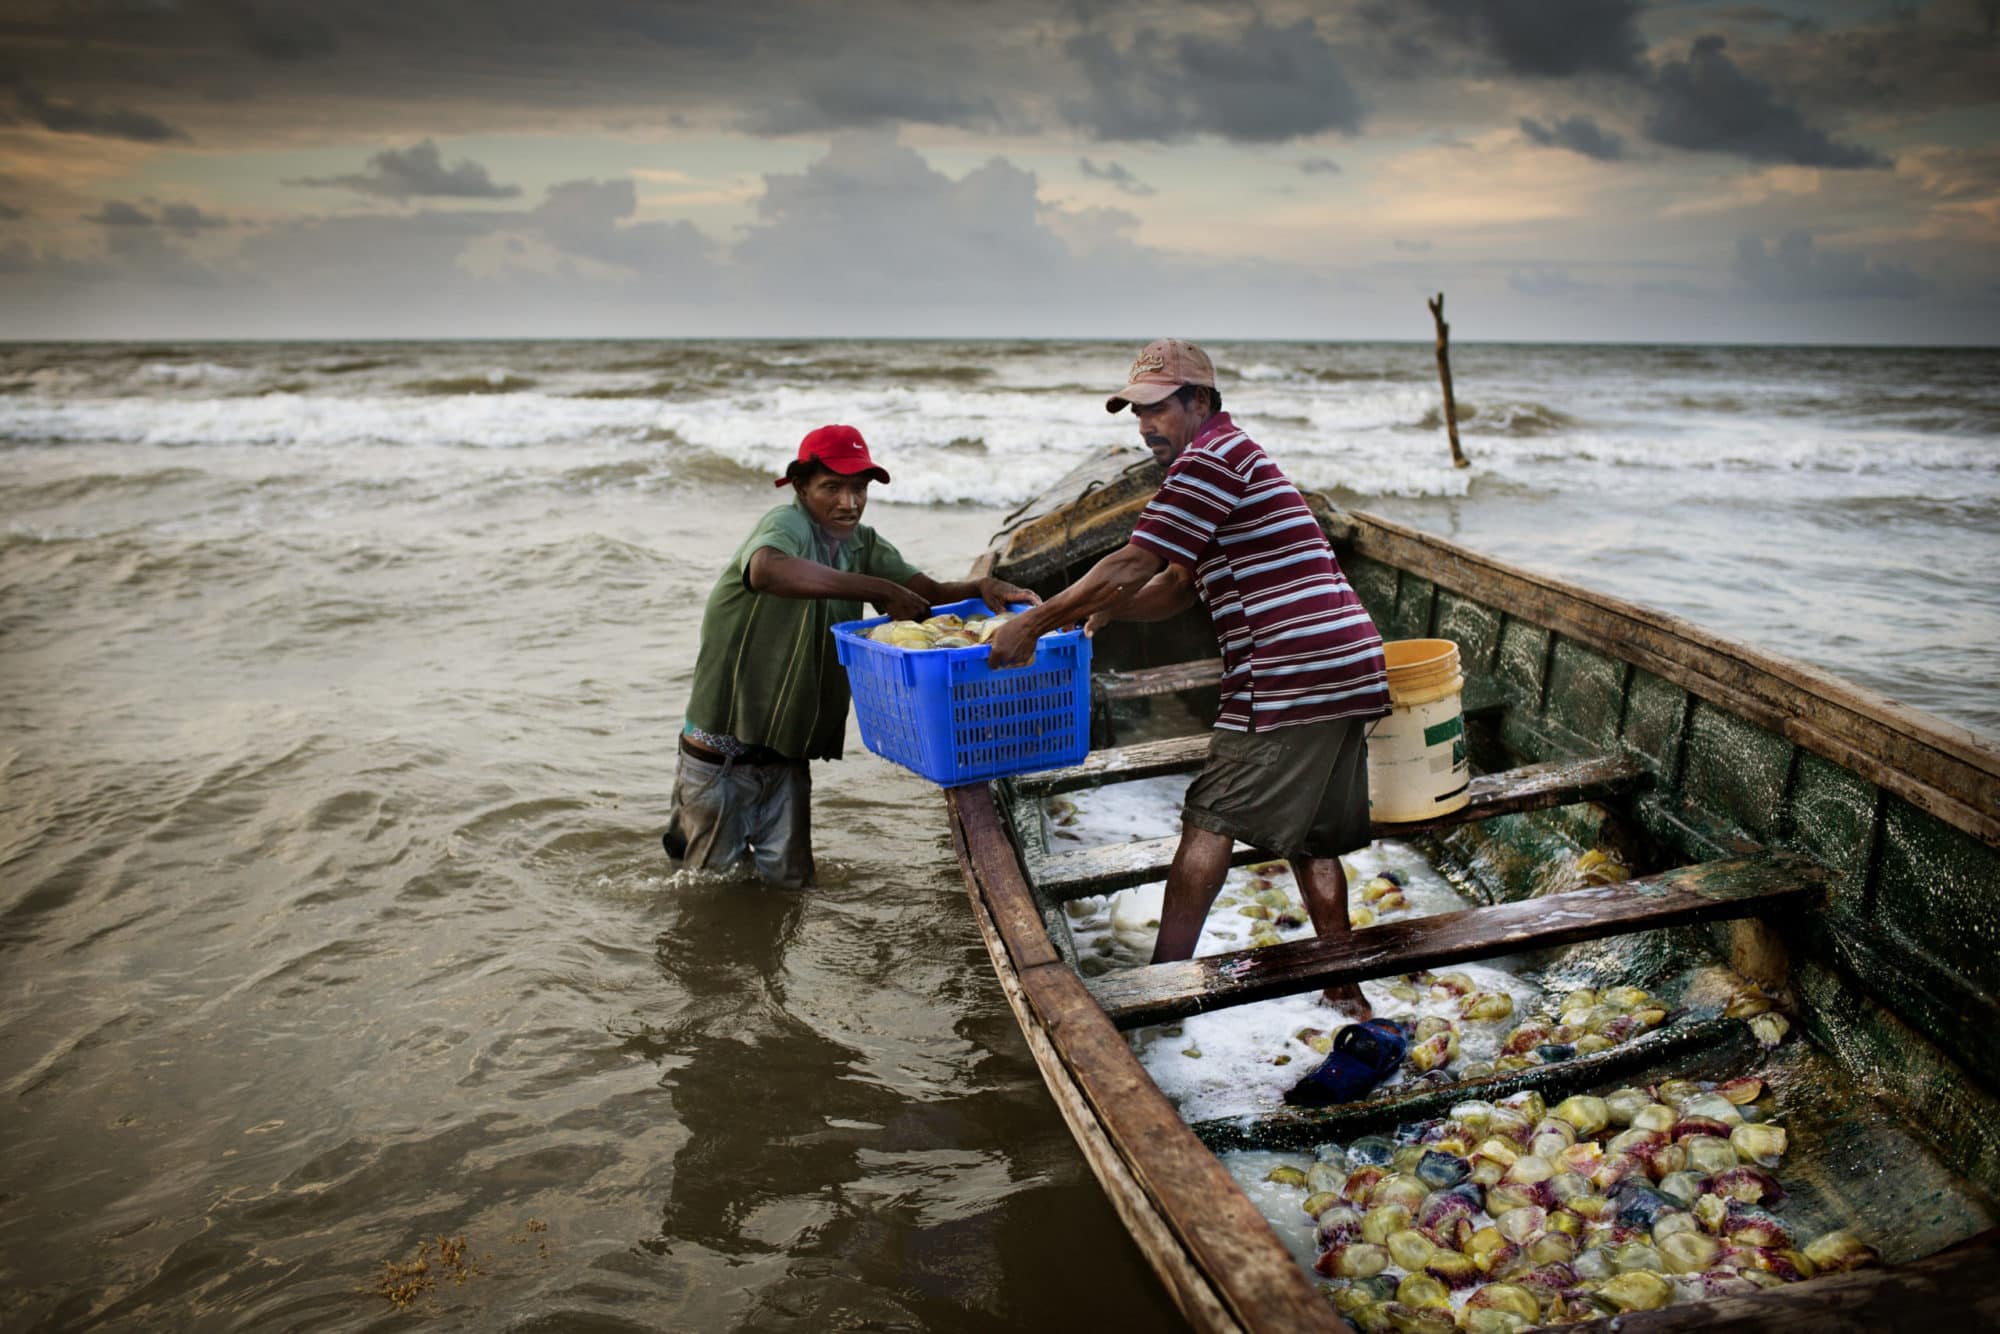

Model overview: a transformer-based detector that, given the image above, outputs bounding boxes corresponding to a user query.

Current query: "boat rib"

[1027,753,1654,902]
[1083,851,1828,1030]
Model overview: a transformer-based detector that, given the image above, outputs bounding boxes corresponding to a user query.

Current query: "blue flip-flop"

[1284,1019,1408,1107]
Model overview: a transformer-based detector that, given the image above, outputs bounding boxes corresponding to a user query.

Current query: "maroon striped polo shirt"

[1128,412,1389,732]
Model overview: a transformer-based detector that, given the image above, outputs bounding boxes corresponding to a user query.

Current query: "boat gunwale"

[947,782,1334,1333]
[1333,508,1998,848]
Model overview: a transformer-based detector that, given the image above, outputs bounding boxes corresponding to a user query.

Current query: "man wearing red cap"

[989,341,1389,1015]
[666,424,1036,888]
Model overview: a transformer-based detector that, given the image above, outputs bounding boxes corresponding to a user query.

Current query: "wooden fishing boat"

[942,447,2000,1332]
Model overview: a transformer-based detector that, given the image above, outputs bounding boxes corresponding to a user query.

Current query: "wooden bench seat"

[1028,753,1651,902]
[1090,658,1224,704]
[1014,734,1211,798]
[1082,851,1828,1030]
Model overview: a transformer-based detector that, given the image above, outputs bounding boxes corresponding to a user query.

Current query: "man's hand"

[975,577,1040,612]
[984,540,1164,667]
[1084,609,1114,637]
[986,614,1043,669]
[872,583,933,621]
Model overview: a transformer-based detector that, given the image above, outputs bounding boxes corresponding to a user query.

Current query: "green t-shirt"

[683,499,920,761]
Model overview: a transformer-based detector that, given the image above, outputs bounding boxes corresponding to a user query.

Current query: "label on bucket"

[1423,715,1464,747]
[1365,689,1471,823]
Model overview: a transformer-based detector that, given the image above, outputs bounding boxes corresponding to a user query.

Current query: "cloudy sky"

[1,0,1995,342]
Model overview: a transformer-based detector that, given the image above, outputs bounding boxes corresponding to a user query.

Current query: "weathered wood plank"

[1084,852,1827,1031]
[1093,658,1225,703]
[1030,754,1651,902]
[1376,752,1650,836]
[1015,734,1212,796]
[1013,959,1342,1332]
[1028,832,1226,904]
[948,792,1238,1332]
[1342,510,2000,847]
[1561,1227,2000,1333]
[1193,1019,1756,1153]
[945,784,1059,972]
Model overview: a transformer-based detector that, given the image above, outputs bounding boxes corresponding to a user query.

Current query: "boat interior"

[950,448,2000,1328]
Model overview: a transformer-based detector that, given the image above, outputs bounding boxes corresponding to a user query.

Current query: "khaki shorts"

[1180,716,1371,859]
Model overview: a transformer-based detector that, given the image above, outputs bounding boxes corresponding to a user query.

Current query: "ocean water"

[1,338,1994,1330]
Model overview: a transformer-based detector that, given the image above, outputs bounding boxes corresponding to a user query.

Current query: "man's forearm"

[1012,543,1163,634]
[1108,568,1195,623]
[752,551,901,605]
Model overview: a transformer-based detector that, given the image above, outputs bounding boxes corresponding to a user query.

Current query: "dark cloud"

[736,61,998,135]
[1632,277,1709,299]
[84,200,230,231]
[1078,158,1155,196]
[28,172,713,327]
[240,208,506,270]
[1399,0,1647,77]
[1733,231,1925,300]
[159,203,231,232]
[736,133,1073,303]
[1519,114,1625,160]
[1297,156,1342,175]
[0,132,1360,336]
[529,178,712,278]
[1508,267,1603,297]
[219,0,341,61]
[86,202,155,227]
[0,0,1966,178]
[236,172,712,288]
[15,86,187,142]
[289,140,522,199]
[0,201,23,220]
[1394,238,1433,253]
[1768,6,2000,117]
[1063,16,1363,142]
[1705,5,1801,27]
[57,205,234,288]
[0,2,1091,144]
[1644,35,1889,169]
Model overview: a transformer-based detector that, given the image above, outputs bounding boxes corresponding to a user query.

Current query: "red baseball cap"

[775,424,891,487]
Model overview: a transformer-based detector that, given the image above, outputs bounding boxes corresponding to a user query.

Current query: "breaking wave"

[1417,400,1576,437]
[670,447,777,489]
[0,337,1991,517]
[402,373,540,396]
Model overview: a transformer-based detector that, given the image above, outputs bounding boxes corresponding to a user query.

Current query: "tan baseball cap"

[1106,338,1216,413]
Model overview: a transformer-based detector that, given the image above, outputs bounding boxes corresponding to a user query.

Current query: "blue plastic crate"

[831,597,1091,786]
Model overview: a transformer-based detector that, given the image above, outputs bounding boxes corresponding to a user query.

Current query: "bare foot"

[1320,982,1373,1021]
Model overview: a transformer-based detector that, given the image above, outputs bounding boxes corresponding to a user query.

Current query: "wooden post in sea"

[1427,293,1470,469]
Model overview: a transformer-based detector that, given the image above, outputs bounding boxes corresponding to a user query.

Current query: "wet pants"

[662,741,816,889]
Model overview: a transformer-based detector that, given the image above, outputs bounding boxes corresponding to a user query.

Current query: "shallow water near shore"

[2,338,1995,1330]
[0,478,1184,1330]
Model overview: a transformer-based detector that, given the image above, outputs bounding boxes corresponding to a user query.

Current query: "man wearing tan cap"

[989,340,1390,1014]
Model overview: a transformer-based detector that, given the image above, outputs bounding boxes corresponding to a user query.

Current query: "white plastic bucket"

[1366,639,1471,823]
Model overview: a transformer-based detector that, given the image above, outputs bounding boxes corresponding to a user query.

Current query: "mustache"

[1144,434,1171,448]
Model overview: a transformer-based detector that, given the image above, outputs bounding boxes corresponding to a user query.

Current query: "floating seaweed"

[366,1233,484,1310]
